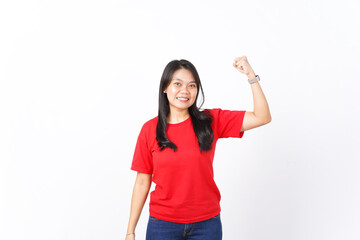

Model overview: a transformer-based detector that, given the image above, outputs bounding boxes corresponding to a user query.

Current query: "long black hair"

[156,59,214,153]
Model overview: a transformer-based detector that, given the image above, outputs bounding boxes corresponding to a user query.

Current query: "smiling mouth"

[176,97,189,102]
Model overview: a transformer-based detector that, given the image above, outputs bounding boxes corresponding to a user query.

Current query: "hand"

[233,56,256,79]
[125,233,135,240]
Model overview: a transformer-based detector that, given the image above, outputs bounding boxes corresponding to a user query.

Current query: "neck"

[167,109,190,123]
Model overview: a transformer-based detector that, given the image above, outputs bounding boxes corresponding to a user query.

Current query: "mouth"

[176,97,189,102]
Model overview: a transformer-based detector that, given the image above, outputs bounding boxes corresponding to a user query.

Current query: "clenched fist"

[233,56,256,79]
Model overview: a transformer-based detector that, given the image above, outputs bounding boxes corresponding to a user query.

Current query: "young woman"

[125,56,271,240]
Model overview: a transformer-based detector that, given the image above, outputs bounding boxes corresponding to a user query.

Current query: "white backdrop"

[1,0,359,239]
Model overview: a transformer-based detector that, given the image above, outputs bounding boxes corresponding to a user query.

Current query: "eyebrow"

[173,78,196,83]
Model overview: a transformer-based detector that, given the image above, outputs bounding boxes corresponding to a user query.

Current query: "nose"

[180,84,190,93]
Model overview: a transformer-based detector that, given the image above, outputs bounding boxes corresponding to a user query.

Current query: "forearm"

[247,72,271,122]
[126,183,151,234]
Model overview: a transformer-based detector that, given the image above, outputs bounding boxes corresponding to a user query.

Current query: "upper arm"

[240,111,271,132]
[135,172,152,188]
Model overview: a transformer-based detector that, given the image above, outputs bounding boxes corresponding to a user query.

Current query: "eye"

[190,84,197,88]
[174,82,181,86]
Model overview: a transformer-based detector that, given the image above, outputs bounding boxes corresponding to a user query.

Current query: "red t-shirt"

[131,108,246,223]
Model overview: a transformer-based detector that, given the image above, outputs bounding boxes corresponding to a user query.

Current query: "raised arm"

[125,172,152,240]
[233,56,272,132]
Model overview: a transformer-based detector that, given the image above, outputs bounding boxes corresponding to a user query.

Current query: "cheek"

[190,91,198,101]
[168,86,179,94]
[191,89,198,96]
[167,89,178,100]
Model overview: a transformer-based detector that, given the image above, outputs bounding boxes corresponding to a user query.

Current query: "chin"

[173,105,191,111]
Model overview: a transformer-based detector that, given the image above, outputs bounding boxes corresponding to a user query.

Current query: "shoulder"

[134,116,158,151]
[202,108,246,125]
[202,108,222,119]
[138,115,158,139]
[140,115,158,132]
[143,115,158,128]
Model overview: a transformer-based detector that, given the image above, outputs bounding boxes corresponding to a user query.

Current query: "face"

[164,68,198,114]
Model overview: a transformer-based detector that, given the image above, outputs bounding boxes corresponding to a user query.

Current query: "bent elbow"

[267,116,272,123]
[262,116,272,125]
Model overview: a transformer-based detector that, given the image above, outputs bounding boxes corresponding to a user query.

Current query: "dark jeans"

[146,213,222,240]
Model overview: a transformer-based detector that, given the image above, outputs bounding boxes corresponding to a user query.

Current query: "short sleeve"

[208,108,246,139]
[130,124,153,174]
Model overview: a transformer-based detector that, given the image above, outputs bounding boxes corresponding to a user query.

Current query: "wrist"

[127,226,135,234]
[247,72,256,80]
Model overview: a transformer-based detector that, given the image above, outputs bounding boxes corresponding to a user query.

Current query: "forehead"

[171,69,196,83]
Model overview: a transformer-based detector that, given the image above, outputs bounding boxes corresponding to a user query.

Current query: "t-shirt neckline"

[167,116,191,127]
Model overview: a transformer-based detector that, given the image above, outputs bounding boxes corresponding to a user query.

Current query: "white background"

[1,0,359,239]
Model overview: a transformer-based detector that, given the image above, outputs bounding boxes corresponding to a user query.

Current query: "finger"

[234,59,241,65]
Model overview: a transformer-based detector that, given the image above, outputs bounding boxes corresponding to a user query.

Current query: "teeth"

[177,97,189,100]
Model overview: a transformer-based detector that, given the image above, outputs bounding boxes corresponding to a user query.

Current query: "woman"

[125,56,271,240]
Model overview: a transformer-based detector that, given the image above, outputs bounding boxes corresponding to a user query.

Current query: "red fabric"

[131,108,246,223]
